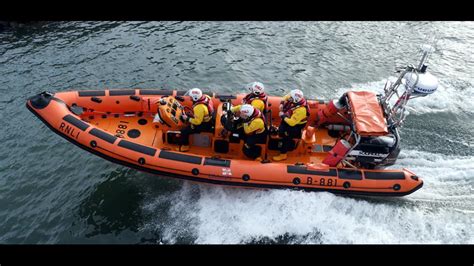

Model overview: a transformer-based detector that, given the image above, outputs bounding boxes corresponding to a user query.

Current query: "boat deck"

[82,112,340,164]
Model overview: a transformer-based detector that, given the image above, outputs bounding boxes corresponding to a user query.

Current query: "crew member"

[272,89,309,161]
[177,88,215,152]
[231,104,266,161]
[231,81,267,113]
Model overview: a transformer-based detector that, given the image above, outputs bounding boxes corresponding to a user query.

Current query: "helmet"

[290,89,304,103]
[239,104,254,119]
[246,82,265,95]
[187,88,203,101]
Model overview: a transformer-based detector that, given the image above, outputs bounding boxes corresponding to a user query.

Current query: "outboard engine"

[324,44,439,169]
[346,134,398,169]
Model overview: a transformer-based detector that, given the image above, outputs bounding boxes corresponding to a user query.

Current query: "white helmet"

[239,104,254,119]
[246,82,265,95]
[290,89,304,103]
[186,88,203,101]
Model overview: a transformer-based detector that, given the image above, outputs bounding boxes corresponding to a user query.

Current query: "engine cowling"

[346,134,399,169]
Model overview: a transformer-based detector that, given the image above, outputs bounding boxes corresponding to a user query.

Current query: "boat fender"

[242,174,250,181]
[90,140,97,148]
[138,158,146,165]
[192,168,200,175]
[322,139,352,167]
[393,184,401,191]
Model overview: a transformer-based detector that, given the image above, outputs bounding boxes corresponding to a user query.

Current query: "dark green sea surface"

[0,21,472,244]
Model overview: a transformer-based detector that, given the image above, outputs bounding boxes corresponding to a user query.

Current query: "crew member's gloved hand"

[279,112,288,120]
[175,96,185,102]
[180,113,189,122]
[227,110,233,117]
[270,125,278,135]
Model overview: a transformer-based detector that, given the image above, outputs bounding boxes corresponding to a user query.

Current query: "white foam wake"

[331,77,474,115]
[390,149,474,200]
[142,150,474,244]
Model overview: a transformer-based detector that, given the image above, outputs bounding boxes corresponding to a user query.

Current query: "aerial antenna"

[380,43,439,128]
[394,35,402,69]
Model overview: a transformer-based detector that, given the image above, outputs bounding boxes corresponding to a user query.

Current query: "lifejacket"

[192,95,214,121]
[243,108,266,135]
[243,92,268,107]
[282,98,310,124]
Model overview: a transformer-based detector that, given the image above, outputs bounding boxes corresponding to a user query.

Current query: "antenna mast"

[380,44,438,128]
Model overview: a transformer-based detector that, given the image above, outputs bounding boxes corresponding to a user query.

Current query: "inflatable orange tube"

[26,89,423,196]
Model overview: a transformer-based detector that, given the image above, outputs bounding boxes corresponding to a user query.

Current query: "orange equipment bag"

[347,91,388,136]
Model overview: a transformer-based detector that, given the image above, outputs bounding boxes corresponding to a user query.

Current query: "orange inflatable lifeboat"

[26,88,423,197]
